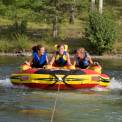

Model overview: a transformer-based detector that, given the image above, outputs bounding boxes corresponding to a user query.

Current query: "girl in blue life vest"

[49,44,72,67]
[73,48,93,69]
[30,45,48,68]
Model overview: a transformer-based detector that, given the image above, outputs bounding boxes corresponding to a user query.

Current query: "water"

[0,56,122,122]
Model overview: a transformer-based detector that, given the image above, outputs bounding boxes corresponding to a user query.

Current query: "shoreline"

[0,52,122,59]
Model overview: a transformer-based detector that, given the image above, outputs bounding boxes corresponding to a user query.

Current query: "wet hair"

[32,45,44,53]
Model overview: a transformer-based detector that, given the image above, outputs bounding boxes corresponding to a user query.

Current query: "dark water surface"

[0,56,122,122]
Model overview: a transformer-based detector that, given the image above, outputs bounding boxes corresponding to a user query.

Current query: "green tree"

[85,11,117,55]
[2,0,15,6]
[0,0,90,38]
[28,0,83,38]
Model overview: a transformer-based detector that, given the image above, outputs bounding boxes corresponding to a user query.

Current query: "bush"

[9,19,27,36]
[14,34,29,51]
[85,11,117,55]
[0,40,13,52]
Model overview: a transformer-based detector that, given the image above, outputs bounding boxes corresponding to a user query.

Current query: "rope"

[50,81,61,122]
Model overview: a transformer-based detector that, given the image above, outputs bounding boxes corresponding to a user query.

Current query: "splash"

[92,78,122,91]
[108,77,122,90]
[92,86,109,92]
[0,78,13,88]
[0,77,122,91]
[0,78,28,89]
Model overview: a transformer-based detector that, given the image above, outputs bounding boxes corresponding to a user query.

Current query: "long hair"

[32,45,44,53]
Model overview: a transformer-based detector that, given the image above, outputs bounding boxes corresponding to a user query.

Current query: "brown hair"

[74,48,85,54]
[32,45,44,52]
[78,48,85,53]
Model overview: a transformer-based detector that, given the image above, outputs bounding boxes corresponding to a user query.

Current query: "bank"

[0,52,122,60]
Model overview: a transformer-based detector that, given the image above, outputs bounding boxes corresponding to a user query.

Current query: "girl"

[49,44,72,67]
[25,45,48,68]
[73,48,93,69]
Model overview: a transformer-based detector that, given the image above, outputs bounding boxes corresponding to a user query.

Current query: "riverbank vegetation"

[0,0,122,55]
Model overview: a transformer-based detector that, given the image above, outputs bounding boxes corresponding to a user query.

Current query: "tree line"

[0,0,105,38]
[0,0,119,55]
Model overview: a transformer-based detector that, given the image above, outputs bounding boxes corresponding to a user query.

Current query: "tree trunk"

[69,5,75,24]
[99,0,103,14]
[90,0,95,11]
[52,16,58,38]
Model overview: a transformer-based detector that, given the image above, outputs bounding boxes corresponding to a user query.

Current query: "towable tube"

[10,65,110,90]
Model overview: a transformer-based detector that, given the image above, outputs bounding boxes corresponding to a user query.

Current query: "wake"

[92,77,122,91]
[0,77,122,90]
[108,77,122,90]
[0,78,13,88]
[0,78,27,89]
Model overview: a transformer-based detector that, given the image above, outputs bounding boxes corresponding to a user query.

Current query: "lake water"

[0,56,122,122]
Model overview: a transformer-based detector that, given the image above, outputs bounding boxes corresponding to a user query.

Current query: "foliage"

[85,11,117,55]
[0,40,12,52]
[14,34,29,51]
[2,0,15,6]
[1,0,81,38]
[0,0,121,53]
[10,19,27,35]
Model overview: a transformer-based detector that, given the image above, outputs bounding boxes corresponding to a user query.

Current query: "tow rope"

[50,79,61,122]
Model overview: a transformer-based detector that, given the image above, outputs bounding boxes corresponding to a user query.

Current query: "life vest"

[55,51,67,67]
[32,52,47,68]
[76,52,89,69]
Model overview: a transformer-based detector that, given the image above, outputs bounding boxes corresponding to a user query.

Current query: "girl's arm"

[49,54,56,66]
[46,56,49,64]
[66,53,72,65]
[85,52,93,65]
[72,56,77,66]
[25,57,33,66]
[88,55,93,64]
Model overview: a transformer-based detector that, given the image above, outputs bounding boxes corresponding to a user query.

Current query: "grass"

[0,17,12,26]
[27,22,51,30]
[60,20,84,39]
[0,19,121,54]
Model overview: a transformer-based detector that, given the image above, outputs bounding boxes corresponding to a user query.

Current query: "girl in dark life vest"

[49,44,72,67]
[25,45,48,68]
[73,48,93,69]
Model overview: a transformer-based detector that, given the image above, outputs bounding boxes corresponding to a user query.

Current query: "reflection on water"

[0,85,122,122]
[94,58,122,70]
[0,56,122,122]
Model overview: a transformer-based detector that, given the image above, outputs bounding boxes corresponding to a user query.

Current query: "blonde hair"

[76,48,85,53]
[55,44,68,51]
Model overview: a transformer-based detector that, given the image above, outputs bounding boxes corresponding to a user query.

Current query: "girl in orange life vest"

[73,48,93,69]
[49,44,72,67]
